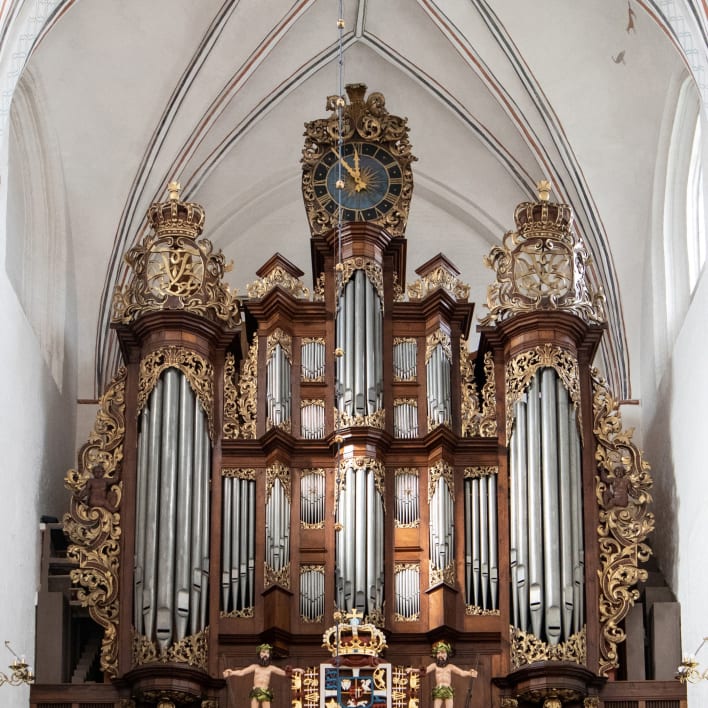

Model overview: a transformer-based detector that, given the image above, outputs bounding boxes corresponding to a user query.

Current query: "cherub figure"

[423,641,477,708]
[223,643,299,708]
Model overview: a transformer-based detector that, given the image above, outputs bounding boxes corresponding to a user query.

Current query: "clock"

[311,141,404,222]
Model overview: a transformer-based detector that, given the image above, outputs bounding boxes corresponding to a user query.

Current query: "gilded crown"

[146,181,206,239]
[322,610,387,659]
[111,182,239,327]
[513,180,573,237]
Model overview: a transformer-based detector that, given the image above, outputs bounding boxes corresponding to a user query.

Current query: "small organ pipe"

[509,406,520,626]
[366,470,377,609]
[175,376,194,641]
[199,415,210,630]
[365,276,376,412]
[488,473,498,610]
[355,467,367,608]
[527,374,544,638]
[230,478,241,610]
[480,475,489,609]
[541,369,561,644]
[222,476,233,609]
[134,407,150,632]
[516,398,529,631]
[471,478,480,606]
[156,369,179,651]
[570,415,584,634]
[557,378,575,638]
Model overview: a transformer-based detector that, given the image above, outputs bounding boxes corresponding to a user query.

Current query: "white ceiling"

[12,0,695,400]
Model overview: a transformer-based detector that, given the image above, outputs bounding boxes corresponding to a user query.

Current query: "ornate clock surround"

[301,83,415,237]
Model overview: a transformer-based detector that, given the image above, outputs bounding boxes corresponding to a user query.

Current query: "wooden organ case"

[30,86,686,708]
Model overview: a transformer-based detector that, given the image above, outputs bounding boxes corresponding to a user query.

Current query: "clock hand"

[352,147,367,192]
[334,149,358,180]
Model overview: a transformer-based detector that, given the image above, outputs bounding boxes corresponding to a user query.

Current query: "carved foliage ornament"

[247,264,310,300]
[139,346,215,440]
[302,83,415,237]
[112,184,239,328]
[425,329,451,364]
[506,344,581,442]
[407,265,470,302]
[337,257,384,301]
[481,187,605,327]
[428,460,454,501]
[510,625,587,669]
[133,627,209,670]
[479,351,498,437]
[223,340,258,440]
[64,367,127,677]
[592,369,654,676]
[460,338,481,437]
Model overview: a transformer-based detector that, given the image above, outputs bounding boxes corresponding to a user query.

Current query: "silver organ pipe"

[394,470,419,527]
[267,341,291,428]
[221,473,256,614]
[429,473,454,581]
[426,340,451,427]
[335,461,385,618]
[156,369,179,650]
[301,401,325,439]
[301,339,326,381]
[479,475,489,607]
[336,270,383,417]
[265,475,291,575]
[300,567,325,622]
[488,473,499,610]
[509,367,584,644]
[393,400,418,438]
[394,565,420,619]
[540,369,561,644]
[134,406,149,631]
[393,338,417,381]
[300,471,325,527]
[134,368,212,649]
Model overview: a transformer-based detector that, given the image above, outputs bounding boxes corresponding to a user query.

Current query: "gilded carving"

[220,607,254,619]
[480,185,605,327]
[202,701,220,708]
[302,83,415,237]
[337,457,385,510]
[429,560,456,588]
[138,346,215,440]
[266,462,291,502]
[335,407,385,429]
[223,352,240,439]
[425,330,451,364]
[222,467,257,480]
[247,265,311,300]
[505,344,581,442]
[407,265,470,302]
[313,272,326,301]
[464,466,498,479]
[584,699,600,708]
[460,338,481,436]
[238,338,258,439]
[112,183,239,328]
[266,328,293,361]
[428,460,454,501]
[337,257,384,301]
[132,627,209,670]
[510,625,586,669]
[500,699,518,708]
[64,367,126,677]
[264,561,291,590]
[465,605,500,616]
[479,351,498,437]
[592,370,654,676]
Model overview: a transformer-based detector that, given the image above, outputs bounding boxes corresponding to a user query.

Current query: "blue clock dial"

[312,142,403,221]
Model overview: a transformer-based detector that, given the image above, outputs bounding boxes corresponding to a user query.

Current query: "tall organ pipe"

[134,407,150,631]
[509,368,584,644]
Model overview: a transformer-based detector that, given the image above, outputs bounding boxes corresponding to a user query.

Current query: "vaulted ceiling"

[11,0,695,401]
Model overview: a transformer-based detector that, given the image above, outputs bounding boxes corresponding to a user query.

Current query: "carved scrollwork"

[238,338,258,439]
[460,339,481,437]
[425,330,451,364]
[266,462,291,502]
[64,367,126,677]
[223,352,240,439]
[505,344,581,442]
[407,265,470,302]
[247,265,310,300]
[429,560,456,588]
[510,625,586,669]
[112,185,240,328]
[266,328,293,361]
[428,460,454,501]
[479,351,498,437]
[335,407,385,430]
[465,605,500,616]
[592,369,654,676]
[480,189,605,327]
[132,627,209,670]
[464,465,498,479]
[302,84,415,238]
[265,561,291,590]
[138,346,215,440]
[337,258,384,301]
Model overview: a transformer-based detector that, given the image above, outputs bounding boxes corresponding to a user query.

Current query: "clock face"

[312,142,403,221]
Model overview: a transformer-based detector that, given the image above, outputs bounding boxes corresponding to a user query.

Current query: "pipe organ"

[39,85,683,708]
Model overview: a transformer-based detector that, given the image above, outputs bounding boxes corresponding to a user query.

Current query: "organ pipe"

[509,367,584,644]
[134,368,211,649]
[335,461,384,618]
[336,270,383,417]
